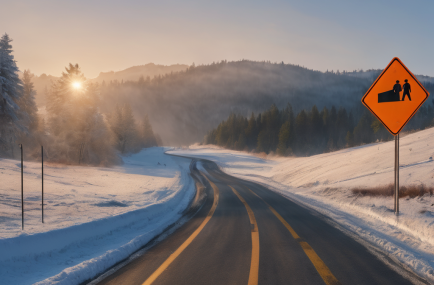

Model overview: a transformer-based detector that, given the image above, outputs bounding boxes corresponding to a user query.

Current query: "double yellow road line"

[246,188,340,285]
[142,176,219,285]
[229,186,260,285]
[142,175,339,285]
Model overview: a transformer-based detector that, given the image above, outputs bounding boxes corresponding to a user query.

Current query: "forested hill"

[98,60,434,146]
[204,102,434,157]
[29,63,189,107]
[91,63,189,84]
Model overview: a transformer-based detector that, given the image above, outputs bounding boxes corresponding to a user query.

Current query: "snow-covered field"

[0,147,195,285]
[170,127,434,283]
[3,128,434,284]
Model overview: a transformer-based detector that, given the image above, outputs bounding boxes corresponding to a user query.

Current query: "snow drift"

[0,147,195,285]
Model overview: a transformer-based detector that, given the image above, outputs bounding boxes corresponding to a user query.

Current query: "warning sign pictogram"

[361,57,430,135]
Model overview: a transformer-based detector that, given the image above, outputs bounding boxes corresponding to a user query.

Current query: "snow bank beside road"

[170,128,434,282]
[0,147,195,285]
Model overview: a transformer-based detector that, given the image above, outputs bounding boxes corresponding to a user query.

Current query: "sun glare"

[72,81,82,90]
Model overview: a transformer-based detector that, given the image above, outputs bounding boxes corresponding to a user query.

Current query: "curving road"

[95,159,426,285]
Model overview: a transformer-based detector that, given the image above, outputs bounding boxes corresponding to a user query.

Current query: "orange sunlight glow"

[72,81,82,90]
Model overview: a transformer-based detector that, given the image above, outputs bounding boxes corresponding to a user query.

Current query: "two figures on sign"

[393,79,412,101]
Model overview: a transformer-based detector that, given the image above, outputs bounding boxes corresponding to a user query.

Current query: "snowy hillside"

[0,147,195,284]
[170,127,434,282]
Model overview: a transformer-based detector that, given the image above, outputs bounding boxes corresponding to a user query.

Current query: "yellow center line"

[229,186,259,285]
[142,173,220,285]
[247,188,341,285]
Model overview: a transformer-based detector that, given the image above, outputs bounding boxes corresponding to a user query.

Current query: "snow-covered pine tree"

[46,64,84,137]
[118,103,139,153]
[107,103,140,154]
[16,69,46,158]
[141,114,157,148]
[19,70,38,132]
[46,64,118,165]
[0,33,24,157]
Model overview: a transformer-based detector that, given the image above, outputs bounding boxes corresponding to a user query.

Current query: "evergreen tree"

[309,105,323,152]
[205,129,217,145]
[234,133,246,150]
[46,64,85,136]
[107,103,140,154]
[46,64,117,164]
[141,114,157,147]
[138,75,145,85]
[202,101,421,157]
[321,107,330,149]
[257,129,269,153]
[345,131,354,147]
[348,111,355,131]
[336,107,349,148]
[327,106,338,150]
[353,112,374,145]
[256,114,262,135]
[245,112,258,150]
[225,113,237,148]
[18,70,38,132]
[0,33,23,157]
[284,103,295,151]
[17,69,45,158]
[257,104,280,153]
[294,110,308,155]
[277,121,291,156]
[215,117,229,147]
[267,104,281,152]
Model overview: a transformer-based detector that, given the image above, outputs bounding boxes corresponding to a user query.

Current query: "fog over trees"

[3,33,434,162]
[92,63,189,85]
[0,34,159,165]
[88,61,434,146]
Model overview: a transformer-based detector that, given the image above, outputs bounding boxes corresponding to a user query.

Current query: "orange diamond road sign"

[362,57,430,135]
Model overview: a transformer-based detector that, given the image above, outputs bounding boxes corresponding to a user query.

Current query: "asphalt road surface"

[95,159,426,285]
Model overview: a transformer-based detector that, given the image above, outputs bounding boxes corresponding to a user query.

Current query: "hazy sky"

[2,0,433,78]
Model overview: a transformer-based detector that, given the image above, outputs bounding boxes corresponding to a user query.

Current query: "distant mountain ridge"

[90,63,189,84]
[345,69,434,84]
[28,63,189,107]
[94,61,434,145]
[23,61,434,145]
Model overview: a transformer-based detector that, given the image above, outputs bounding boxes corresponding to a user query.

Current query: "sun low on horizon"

[72,81,82,90]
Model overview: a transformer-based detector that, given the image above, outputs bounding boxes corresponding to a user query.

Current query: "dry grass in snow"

[352,183,434,198]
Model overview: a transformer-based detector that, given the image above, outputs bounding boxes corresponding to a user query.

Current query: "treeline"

[204,102,434,156]
[92,61,434,146]
[93,60,377,146]
[0,34,160,165]
[32,58,434,147]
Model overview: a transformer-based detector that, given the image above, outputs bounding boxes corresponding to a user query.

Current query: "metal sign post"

[394,135,399,215]
[362,57,430,215]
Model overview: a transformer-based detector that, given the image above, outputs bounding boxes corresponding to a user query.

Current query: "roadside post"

[42,145,44,223]
[20,144,23,229]
[362,57,429,215]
